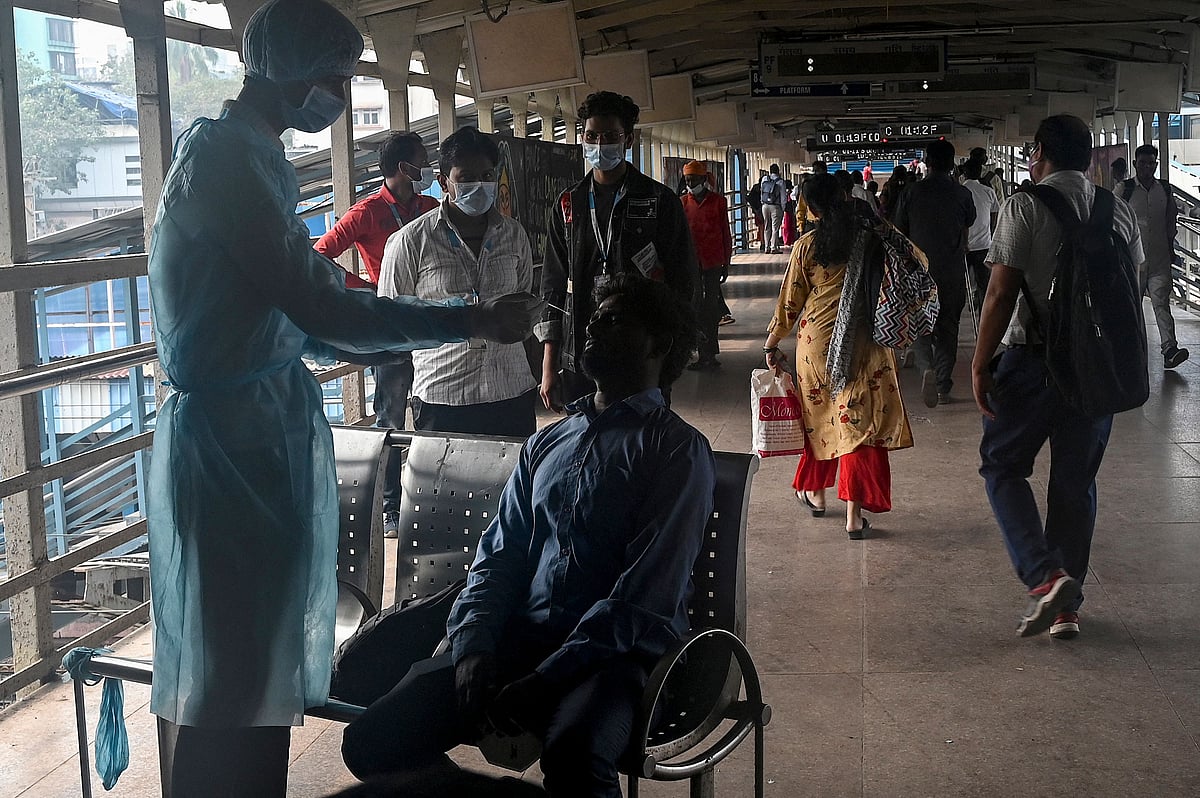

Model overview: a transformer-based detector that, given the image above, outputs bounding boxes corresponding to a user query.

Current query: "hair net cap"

[243,0,364,83]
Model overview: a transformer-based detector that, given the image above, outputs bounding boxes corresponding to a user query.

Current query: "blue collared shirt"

[447,388,716,688]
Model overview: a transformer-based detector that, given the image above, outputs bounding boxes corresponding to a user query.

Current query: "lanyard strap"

[589,179,626,269]
[444,222,491,302]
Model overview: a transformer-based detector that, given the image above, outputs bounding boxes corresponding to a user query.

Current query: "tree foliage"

[16,51,103,196]
[101,37,242,129]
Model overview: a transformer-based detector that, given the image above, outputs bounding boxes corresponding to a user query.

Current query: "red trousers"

[792,442,892,514]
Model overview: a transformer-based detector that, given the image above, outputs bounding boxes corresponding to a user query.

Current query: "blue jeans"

[978,347,1113,611]
[373,359,413,514]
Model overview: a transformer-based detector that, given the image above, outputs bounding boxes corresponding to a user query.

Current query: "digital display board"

[814,130,882,146]
[889,63,1034,94]
[879,121,954,140]
[807,137,930,154]
[760,38,945,85]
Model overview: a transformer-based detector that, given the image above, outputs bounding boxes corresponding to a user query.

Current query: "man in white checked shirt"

[379,127,538,436]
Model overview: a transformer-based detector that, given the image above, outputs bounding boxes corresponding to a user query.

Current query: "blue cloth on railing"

[63,647,129,791]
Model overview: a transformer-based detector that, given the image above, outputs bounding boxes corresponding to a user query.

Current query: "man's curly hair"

[577,91,640,133]
[593,274,699,388]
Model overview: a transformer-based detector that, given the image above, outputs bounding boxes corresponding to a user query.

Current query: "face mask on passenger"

[583,142,625,172]
[282,84,346,133]
[408,166,436,192]
[450,181,497,216]
[688,183,706,196]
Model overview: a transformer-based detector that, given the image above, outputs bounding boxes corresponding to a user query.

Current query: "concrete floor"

[4,250,1200,797]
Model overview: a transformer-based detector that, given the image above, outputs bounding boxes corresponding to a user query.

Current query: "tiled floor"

[3,250,1199,797]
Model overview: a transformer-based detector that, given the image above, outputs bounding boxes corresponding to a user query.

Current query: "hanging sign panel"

[887,63,1034,95]
[759,38,944,85]
[465,2,586,98]
[749,65,871,98]
[1114,62,1183,113]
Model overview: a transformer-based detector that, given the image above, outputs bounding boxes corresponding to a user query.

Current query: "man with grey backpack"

[760,165,787,254]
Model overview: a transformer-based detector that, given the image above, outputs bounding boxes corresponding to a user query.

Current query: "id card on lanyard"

[589,179,627,291]
[446,224,489,350]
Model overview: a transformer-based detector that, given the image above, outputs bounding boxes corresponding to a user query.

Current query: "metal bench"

[68,426,770,798]
[392,431,769,798]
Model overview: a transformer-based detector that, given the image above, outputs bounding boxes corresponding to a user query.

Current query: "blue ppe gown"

[147,102,473,728]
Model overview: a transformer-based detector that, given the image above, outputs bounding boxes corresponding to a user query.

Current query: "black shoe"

[848,517,871,540]
[795,489,826,517]
[920,370,939,408]
[383,510,399,539]
[1165,346,1190,369]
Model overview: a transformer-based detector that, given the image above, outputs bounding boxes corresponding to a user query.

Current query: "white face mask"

[414,167,435,192]
[687,183,706,196]
[583,141,625,172]
[449,180,497,216]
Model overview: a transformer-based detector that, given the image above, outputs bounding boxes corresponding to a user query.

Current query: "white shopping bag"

[750,368,805,458]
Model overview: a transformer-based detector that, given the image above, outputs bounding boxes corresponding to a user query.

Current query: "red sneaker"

[1050,611,1080,640]
[1017,568,1080,637]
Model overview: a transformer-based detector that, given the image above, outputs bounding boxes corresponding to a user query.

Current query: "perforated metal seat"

[388,433,768,798]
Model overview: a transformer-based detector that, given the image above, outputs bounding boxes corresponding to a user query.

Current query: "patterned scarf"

[826,226,872,398]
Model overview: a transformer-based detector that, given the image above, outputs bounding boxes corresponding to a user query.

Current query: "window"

[46,18,74,46]
[126,167,141,176]
[353,108,381,127]
[127,178,141,187]
[125,155,140,164]
[48,51,76,76]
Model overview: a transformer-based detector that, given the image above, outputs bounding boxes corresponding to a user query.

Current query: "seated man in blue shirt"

[341,275,715,797]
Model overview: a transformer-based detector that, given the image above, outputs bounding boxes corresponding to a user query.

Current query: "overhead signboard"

[759,38,944,85]
[465,2,585,98]
[639,74,696,126]
[888,63,1035,95]
[1115,62,1183,113]
[814,129,881,146]
[749,65,870,98]
[818,148,923,164]
[879,120,954,141]
[807,136,930,153]
[578,50,654,110]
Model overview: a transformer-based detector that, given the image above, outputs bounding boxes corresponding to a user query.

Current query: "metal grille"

[395,433,523,601]
[330,425,391,615]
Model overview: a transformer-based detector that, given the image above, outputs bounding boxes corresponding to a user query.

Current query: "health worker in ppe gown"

[145,0,537,794]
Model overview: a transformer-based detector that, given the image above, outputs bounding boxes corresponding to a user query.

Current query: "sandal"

[848,518,871,540]
[795,490,826,518]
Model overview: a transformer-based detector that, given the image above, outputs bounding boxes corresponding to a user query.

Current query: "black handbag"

[330,578,467,706]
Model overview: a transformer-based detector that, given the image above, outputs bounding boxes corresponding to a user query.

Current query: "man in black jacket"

[536,91,699,410]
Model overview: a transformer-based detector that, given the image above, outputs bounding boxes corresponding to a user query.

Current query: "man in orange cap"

[681,160,733,369]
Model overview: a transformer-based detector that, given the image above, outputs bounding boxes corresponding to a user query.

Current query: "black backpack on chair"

[1018,184,1149,417]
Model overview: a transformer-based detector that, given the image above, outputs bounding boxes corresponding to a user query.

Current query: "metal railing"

[0,254,373,700]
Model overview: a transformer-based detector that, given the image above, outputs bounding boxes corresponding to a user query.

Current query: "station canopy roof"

[31,0,1200,152]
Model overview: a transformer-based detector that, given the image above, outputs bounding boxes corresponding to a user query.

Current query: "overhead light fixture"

[842,27,1014,41]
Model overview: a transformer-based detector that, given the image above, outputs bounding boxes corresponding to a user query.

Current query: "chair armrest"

[628,628,771,780]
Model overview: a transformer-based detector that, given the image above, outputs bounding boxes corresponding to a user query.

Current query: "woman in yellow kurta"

[763,174,914,538]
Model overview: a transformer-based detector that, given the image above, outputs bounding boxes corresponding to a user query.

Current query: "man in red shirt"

[315,131,438,536]
[680,160,733,370]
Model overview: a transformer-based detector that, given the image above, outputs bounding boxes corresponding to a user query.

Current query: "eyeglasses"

[582,130,625,145]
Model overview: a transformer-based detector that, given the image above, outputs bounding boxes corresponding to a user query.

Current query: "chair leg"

[73,678,93,798]
[690,768,715,798]
[755,720,766,798]
[626,773,639,798]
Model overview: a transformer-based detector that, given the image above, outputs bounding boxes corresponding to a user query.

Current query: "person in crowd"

[962,159,1000,322]
[760,164,787,254]
[863,160,874,184]
[866,180,879,200]
[794,175,815,234]
[341,275,712,798]
[781,176,799,246]
[747,180,765,251]
[965,147,1007,201]
[762,174,914,539]
[1119,144,1190,369]
[812,160,829,175]
[877,164,909,221]
[316,130,438,538]
[378,127,538,437]
[681,160,733,370]
[894,139,976,407]
[143,0,537,795]
[537,91,697,412]
[851,170,879,215]
[1110,157,1128,187]
[972,114,1143,640]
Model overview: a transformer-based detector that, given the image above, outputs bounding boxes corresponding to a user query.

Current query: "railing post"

[0,0,56,697]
